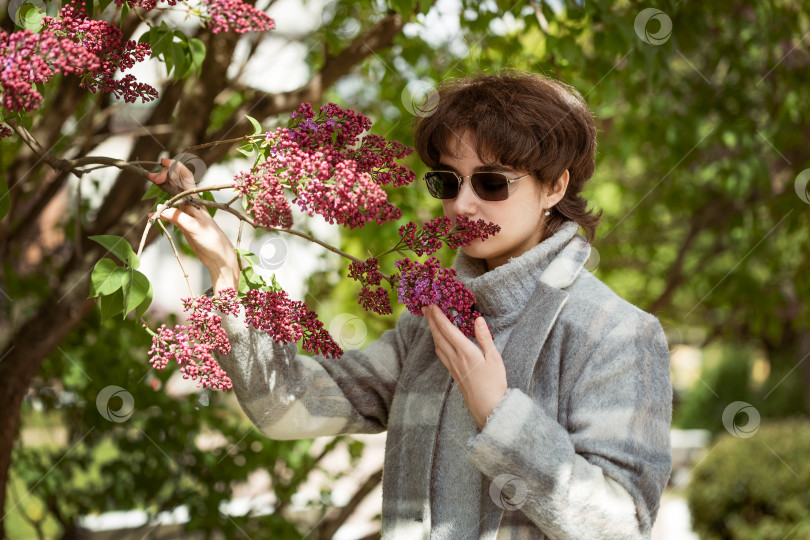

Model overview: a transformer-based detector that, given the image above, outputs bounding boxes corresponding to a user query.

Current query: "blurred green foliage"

[686,418,810,540]
[9,311,361,538]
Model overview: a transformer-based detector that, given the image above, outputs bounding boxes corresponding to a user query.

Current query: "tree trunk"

[760,326,810,417]
[0,288,95,537]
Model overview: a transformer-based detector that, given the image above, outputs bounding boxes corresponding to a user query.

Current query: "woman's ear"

[545,169,570,207]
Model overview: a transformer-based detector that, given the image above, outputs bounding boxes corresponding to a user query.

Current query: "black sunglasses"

[424,170,530,202]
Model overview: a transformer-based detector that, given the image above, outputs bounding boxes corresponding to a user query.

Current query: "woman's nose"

[451,177,479,216]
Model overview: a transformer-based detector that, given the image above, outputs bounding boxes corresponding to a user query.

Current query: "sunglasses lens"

[425,171,459,199]
[472,172,510,201]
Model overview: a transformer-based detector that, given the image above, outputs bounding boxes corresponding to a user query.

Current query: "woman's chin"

[461,240,499,261]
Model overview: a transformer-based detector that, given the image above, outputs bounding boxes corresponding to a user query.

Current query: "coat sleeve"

[214,308,417,440]
[465,312,673,539]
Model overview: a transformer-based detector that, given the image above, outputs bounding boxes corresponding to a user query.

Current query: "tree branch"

[314,467,383,540]
[201,12,406,165]
[6,119,83,177]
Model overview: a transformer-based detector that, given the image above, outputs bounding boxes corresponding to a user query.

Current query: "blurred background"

[1,0,809,538]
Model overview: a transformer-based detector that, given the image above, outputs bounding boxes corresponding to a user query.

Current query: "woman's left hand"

[422,304,508,430]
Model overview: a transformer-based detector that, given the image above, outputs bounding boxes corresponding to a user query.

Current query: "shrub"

[686,418,810,540]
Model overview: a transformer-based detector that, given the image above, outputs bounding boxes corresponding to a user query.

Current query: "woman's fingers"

[149,207,198,233]
[147,158,197,192]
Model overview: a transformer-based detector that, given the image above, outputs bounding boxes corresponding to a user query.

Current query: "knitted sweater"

[215,220,673,539]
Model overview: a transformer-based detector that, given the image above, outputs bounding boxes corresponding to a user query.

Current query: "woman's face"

[439,130,548,270]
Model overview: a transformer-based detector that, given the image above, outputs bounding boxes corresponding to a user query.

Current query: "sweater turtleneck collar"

[451,220,586,326]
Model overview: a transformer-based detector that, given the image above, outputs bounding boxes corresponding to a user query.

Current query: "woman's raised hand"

[147,157,239,293]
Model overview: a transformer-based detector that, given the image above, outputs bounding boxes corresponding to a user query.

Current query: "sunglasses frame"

[424,170,531,202]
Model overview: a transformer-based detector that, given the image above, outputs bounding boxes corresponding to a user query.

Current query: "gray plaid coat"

[216,223,673,539]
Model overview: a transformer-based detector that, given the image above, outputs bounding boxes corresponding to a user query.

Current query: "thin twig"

[136,207,160,261]
[75,176,83,263]
[192,199,395,284]
[236,220,245,275]
[155,218,195,298]
[163,183,234,208]
[6,118,83,176]
[69,155,152,178]
[183,133,264,153]
[5,121,182,203]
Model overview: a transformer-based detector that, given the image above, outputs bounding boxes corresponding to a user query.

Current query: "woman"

[148,72,673,539]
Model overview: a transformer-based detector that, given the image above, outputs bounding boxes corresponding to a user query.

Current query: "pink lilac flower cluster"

[0,28,101,119]
[233,166,293,229]
[113,0,179,11]
[358,287,392,315]
[202,0,276,34]
[287,102,415,187]
[148,290,239,391]
[348,257,383,285]
[398,216,502,256]
[347,257,391,314]
[148,287,343,391]
[41,1,157,104]
[393,257,484,338]
[242,288,342,358]
[233,102,414,231]
[294,159,401,229]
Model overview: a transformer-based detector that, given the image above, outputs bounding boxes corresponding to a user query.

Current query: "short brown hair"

[412,70,602,243]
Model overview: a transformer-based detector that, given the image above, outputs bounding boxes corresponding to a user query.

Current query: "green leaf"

[89,258,129,297]
[199,190,217,218]
[142,24,172,57]
[99,288,125,321]
[237,266,265,295]
[189,38,206,73]
[234,248,259,265]
[164,55,174,77]
[134,278,154,320]
[246,115,262,136]
[122,270,152,319]
[17,3,46,30]
[120,2,129,25]
[141,182,164,201]
[89,235,140,269]
[171,40,191,79]
[237,142,255,158]
[389,0,416,16]
[98,0,114,14]
[0,176,9,221]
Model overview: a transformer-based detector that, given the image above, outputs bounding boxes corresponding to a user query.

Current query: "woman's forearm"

[209,259,239,294]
